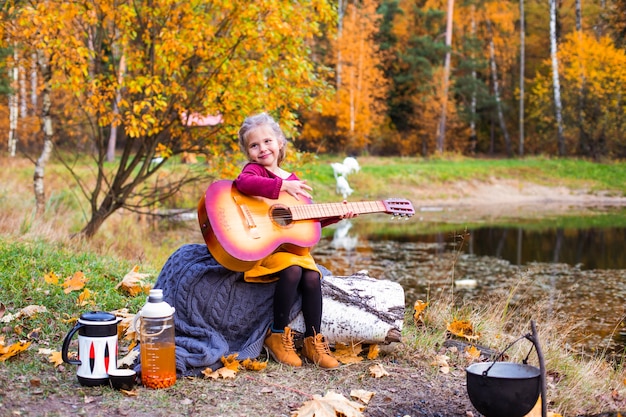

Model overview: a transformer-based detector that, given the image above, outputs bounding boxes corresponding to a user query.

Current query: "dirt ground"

[1,350,477,417]
[2,179,626,417]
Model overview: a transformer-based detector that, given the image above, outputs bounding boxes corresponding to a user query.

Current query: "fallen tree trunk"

[289,272,405,345]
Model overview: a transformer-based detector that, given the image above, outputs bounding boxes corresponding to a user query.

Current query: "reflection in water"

[331,221,358,251]
[459,227,625,270]
[313,218,626,355]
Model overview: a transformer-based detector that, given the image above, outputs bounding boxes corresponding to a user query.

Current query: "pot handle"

[482,333,530,376]
[61,322,83,365]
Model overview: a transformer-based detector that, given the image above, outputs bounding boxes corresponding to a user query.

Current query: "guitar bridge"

[234,196,260,239]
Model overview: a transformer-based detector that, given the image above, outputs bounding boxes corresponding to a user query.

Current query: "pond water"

[414,226,626,270]
[311,206,626,355]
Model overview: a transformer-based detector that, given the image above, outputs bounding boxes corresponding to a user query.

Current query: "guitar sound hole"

[270,205,293,227]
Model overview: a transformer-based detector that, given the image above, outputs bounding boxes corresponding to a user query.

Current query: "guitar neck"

[289,201,388,221]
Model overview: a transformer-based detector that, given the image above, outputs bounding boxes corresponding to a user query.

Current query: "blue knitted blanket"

[152,244,329,376]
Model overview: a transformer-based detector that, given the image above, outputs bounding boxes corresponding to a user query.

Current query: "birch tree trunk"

[575,0,587,155]
[336,0,346,89]
[436,0,455,153]
[19,63,27,118]
[8,46,18,157]
[487,20,512,157]
[289,273,405,344]
[34,52,54,217]
[550,0,566,155]
[469,6,477,153]
[30,52,37,112]
[519,0,525,156]
[107,52,126,162]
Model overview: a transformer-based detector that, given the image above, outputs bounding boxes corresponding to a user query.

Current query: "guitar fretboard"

[290,201,387,221]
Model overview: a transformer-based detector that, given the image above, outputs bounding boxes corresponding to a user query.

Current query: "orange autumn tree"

[476,0,518,156]
[5,0,334,237]
[301,0,387,154]
[334,0,388,152]
[527,32,626,157]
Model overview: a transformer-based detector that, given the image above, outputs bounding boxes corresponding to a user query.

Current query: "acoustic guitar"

[198,180,415,272]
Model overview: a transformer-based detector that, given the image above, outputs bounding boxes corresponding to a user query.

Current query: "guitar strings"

[245,200,412,225]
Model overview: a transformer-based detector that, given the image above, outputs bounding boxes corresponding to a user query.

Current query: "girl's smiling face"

[245,125,284,169]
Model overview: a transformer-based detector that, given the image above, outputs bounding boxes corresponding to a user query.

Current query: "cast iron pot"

[466,361,541,417]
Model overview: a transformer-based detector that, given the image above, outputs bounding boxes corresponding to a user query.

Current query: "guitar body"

[198,180,321,272]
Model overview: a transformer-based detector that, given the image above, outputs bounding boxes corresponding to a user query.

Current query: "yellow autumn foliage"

[446,319,480,341]
[0,340,31,362]
[61,271,87,294]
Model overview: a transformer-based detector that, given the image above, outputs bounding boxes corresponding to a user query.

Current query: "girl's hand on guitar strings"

[281,180,313,201]
[340,200,357,219]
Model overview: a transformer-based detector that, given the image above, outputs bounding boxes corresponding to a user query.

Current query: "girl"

[234,112,353,369]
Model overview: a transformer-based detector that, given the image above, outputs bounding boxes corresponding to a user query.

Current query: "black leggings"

[272,265,322,338]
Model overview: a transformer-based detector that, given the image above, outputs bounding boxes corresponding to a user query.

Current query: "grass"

[298,155,626,203]
[1,154,626,415]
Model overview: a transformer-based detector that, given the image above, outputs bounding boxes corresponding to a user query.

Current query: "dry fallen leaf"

[0,340,32,362]
[201,367,218,379]
[118,349,140,367]
[350,389,375,404]
[202,367,237,379]
[76,288,94,306]
[115,266,152,297]
[0,312,15,323]
[27,328,41,340]
[111,308,137,340]
[1,305,47,323]
[369,363,389,378]
[413,299,428,324]
[221,353,240,372]
[292,391,365,417]
[48,351,64,367]
[464,345,481,361]
[217,367,237,379]
[127,339,138,352]
[38,348,64,367]
[335,342,363,364]
[367,344,379,360]
[120,389,139,397]
[18,305,48,318]
[241,358,267,371]
[431,354,450,374]
[43,271,59,285]
[447,319,480,341]
[62,271,87,294]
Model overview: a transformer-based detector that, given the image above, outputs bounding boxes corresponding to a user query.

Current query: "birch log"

[289,272,405,345]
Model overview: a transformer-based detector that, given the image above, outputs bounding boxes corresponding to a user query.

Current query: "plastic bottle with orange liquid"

[136,289,176,389]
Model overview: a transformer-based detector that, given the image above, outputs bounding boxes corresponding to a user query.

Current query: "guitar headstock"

[382,199,415,218]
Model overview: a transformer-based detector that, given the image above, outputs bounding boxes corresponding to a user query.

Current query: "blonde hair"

[237,112,287,165]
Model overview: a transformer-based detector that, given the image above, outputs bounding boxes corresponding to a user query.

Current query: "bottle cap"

[140,289,175,318]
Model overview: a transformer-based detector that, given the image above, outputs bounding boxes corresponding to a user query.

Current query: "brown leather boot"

[264,327,302,367]
[302,333,339,369]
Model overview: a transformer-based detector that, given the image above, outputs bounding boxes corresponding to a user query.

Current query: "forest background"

[1,0,626,239]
